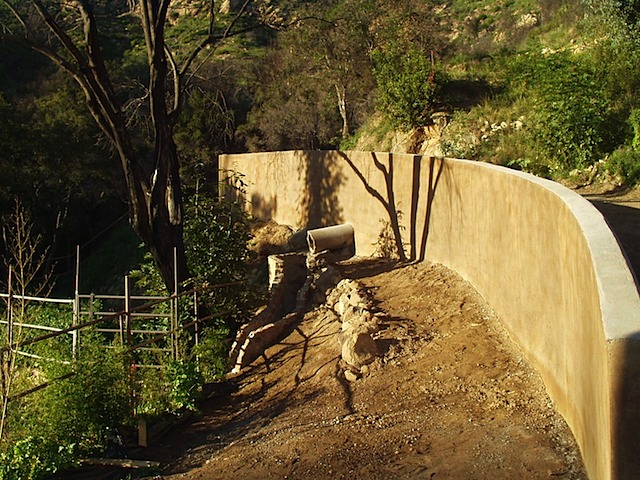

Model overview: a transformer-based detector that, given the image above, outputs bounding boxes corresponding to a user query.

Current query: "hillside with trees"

[1,0,639,477]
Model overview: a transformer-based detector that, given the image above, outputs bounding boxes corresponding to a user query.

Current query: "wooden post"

[72,245,80,359]
[6,266,12,348]
[138,416,148,447]
[125,275,132,347]
[173,247,179,361]
[193,290,199,346]
[118,314,125,347]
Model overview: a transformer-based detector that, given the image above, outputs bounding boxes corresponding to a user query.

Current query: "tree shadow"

[338,152,407,261]
[298,151,345,228]
[251,193,278,220]
[407,156,444,262]
[338,152,444,263]
[336,257,401,279]
[613,336,640,478]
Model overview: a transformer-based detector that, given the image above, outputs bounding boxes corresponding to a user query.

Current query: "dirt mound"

[144,258,586,479]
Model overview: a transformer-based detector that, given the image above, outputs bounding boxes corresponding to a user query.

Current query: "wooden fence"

[0,246,241,401]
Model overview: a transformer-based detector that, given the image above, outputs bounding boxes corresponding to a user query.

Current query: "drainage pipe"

[307,223,355,254]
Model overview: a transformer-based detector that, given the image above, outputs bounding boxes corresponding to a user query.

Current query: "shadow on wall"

[338,152,444,262]
[412,155,444,262]
[222,170,278,221]
[614,336,640,478]
[589,200,640,281]
[297,152,345,228]
[251,193,278,221]
[338,152,406,261]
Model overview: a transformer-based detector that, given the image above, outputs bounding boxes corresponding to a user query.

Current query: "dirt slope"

[144,259,586,480]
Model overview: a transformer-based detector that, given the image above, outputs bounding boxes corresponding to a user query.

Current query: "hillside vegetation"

[1,0,639,271]
[1,0,639,478]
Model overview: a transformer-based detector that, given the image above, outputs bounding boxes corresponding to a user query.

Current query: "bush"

[33,337,132,454]
[0,436,76,480]
[130,186,255,409]
[192,322,232,382]
[0,334,132,480]
[372,44,439,131]
[507,50,619,172]
[605,147,640,184]
[166,360,203,411]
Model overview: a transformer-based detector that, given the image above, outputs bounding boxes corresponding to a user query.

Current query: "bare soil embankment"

[142,258,587,479]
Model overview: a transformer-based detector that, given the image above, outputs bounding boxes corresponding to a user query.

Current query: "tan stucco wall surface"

[220,150,640,480]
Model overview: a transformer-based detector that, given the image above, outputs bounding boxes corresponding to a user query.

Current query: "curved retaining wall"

[220,150,640,480]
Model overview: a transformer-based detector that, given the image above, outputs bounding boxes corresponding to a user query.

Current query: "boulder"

[341,329,378,370]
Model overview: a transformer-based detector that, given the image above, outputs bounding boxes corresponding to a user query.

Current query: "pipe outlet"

[307,223,355,254]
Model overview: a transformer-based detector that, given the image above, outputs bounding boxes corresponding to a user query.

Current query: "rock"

[344,370,360,382]
[230,312,302,373]
[517,12,539,29]
[342,330,378,370]
[250,221,295,255]
[267,253,307,291]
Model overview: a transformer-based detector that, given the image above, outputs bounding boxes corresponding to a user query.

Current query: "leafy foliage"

[1,332,131,480]
[130,182,255,406]
[509,51,616,170]
[605,147,640,184]
[0,436,76,480]
[372,44,438,131]
[32,337,132,451]
[166,360,203,411]
[192,328,231,382]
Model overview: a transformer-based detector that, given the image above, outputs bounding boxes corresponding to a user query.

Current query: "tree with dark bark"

[0,0,260,292]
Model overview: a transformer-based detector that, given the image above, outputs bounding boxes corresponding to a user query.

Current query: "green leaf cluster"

[2,332,132,479]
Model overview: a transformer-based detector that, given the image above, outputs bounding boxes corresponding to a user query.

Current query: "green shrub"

[372,44,439,131]
[507,50,618,172]
[166,360,203,411]
[605,147,640,184]
[0,436,76,480]
[1,334,132,479]
[33,337,132,454]
[192,322,232,382]
[130,185,255,411]
[630,108,640,152]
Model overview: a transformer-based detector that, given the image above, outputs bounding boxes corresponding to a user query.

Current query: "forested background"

[1,0,640,292]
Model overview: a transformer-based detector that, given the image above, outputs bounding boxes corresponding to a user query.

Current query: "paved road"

[584,192,640,283]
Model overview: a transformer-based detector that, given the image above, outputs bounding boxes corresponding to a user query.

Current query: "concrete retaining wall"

[220,150,640,480]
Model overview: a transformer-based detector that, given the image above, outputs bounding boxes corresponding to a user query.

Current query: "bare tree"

[0,0,257,292]
[0,200,53,440]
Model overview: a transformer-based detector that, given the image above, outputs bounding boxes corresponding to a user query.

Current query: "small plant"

[630,108,640,152]
[32,336,133,455]
[1,200,54,441]
[166,359,203,412]
[0,436,76,480]
[373,215,406,260]
[192,321,232,382]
